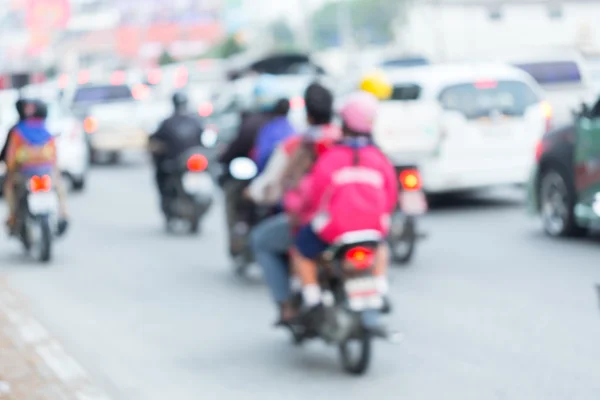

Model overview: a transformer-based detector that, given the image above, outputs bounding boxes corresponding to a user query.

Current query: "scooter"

[225,157,273,274]
[387,165,428,264]
[285,231,402,375]
[161,147,214,234]
[13,173,66,263]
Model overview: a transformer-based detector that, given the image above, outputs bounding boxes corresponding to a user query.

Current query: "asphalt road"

[1,156,600,400]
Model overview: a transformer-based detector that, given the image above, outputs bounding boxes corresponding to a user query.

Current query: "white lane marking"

[36,341,88,382]
[0,381,11,395]
[19,318,50,344]
[76,388,114,400]
[0,284,113,399]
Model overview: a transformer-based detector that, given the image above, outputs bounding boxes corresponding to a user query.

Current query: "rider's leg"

[251,214,292,307]
[293,225,328,307]
[373,243,389,295]
[3,173,16,226]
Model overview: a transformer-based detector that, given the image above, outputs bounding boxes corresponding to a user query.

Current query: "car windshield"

[514,61,582,85]
[73,85,133,104]
[438,80,539,119]
[384,83,422,101]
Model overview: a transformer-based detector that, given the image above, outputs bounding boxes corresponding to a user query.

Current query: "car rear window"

[386,83,422,101]
[438,80,539,119]
[380,57,429,68]
[73,85,133,104]
[514,61,582,85]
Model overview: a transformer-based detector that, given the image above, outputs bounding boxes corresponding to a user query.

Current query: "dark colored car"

[527,99,600,236]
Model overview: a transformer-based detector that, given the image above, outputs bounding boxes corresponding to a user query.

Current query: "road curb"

[0,278,112,400]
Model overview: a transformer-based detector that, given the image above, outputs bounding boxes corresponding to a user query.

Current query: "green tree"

[201,34,246,58]
[220,34,246,58]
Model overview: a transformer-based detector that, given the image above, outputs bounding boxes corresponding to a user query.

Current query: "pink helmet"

[339,91,379,134]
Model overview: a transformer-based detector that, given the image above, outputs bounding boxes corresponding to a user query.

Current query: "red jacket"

[286,141,398,244]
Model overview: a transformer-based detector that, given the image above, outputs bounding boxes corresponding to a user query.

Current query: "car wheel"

[539,167,587,237]
[71,177,86,191]
[108,152,120,164]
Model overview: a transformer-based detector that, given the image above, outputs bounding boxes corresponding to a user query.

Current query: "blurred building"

[57,0,225,70]
[398,0,600,61]
[0,0,226,80]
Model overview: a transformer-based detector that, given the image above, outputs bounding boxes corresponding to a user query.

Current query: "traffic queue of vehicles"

[1,52,600,255]
[0,53,599,375]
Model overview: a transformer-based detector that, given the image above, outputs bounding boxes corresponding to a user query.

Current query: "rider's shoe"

[57,218,69,236]
[381,296,392,314]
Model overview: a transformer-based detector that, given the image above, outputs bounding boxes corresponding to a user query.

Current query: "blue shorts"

[295,224,328,260]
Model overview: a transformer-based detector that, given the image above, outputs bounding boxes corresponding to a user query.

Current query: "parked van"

[372,63,551,194]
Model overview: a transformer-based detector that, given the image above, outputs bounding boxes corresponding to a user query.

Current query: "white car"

[47,103,90,191]
[372,63,551,194]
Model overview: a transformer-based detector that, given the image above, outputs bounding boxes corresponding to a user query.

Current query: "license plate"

[27,192,58,214]
[182,172,213,195]
[344,277,383,311]
[400,191,427,215]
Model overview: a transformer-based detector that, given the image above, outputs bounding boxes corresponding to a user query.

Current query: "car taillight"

[132,84,149,100]
[535,140,544,161]
[345,247,375,270]
[187,154,208,172]
[83,117,97,133]
[474,80,497,89]
[77,70,90,85]
[541,101,553,132]
[110,70,126,85]
[399,169,422,191]
[198,102,213,117]
[29,175,52,192]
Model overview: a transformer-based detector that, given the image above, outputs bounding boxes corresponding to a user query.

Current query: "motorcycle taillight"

[344,246,375,270]
[399,169,422,191]
[187,154,208,172]
[29,175,52,192]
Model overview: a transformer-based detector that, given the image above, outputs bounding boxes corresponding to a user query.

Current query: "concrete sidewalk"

[0,279,110,400]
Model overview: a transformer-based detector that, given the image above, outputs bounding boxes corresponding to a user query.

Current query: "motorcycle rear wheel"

[339,332,372,375]
[28,216,52,263]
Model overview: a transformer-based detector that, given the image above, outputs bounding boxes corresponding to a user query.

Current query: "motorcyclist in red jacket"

[284,91,398,315]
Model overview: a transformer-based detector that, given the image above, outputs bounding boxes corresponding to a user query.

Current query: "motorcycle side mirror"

[577,102,591,118]
[229,157,257,180]
[201,128,218,147]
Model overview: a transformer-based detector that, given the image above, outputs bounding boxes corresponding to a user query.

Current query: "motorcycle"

[287,231,402,375]
[387,165,428,264]
[13,173,63,262]
[225,157,273,274]
[161,147,214,234]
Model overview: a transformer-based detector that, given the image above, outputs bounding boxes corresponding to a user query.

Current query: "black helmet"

[172,91,188,108]
[304,82,333,125]
[31,99,48,119]
[15,98,28,120]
